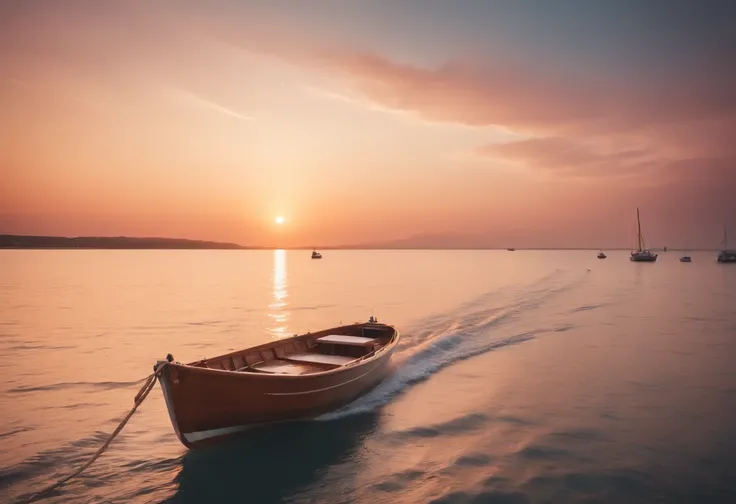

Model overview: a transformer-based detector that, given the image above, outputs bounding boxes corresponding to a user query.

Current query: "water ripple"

[8,379,146,394]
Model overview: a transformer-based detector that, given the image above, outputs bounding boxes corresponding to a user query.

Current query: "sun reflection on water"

[268,249,290,338]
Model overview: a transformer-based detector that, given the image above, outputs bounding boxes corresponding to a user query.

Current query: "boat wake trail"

[319,270,588,420]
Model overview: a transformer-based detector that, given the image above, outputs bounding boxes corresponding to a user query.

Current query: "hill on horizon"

[0,234,248,250]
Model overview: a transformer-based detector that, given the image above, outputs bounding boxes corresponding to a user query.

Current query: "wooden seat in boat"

[285,353,355,366]
[316,335,377,347]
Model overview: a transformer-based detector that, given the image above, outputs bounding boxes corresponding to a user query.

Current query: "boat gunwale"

[172,324,400,380]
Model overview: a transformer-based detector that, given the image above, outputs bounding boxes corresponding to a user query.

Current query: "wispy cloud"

[477,137,657,179]
[304,85,421,120]
[280,49,736,135]
[168,87,253,122]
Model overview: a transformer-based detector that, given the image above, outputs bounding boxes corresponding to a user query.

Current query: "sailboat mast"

[637,207,643,251]
[725,226,728,250]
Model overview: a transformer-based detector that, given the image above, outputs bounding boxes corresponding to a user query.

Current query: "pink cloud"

[294,49,736,136]
[308,52,607,132]
[232,41,734,183]
[476,137,654,177]
[176,0,736,139]
[194,5,736,169]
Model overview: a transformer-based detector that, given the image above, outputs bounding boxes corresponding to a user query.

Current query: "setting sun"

[274,216,285,225]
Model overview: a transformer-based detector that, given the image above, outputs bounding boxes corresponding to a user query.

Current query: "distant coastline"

[0,234,718,251]
[0,234,248,250]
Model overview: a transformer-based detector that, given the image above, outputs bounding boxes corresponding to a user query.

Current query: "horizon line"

[0,233,724,252]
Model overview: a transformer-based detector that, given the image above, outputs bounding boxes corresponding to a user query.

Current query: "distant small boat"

[311,249,322,259]
[717,226,736,263]
[630,208,658,262]
[156,319,400,449]
[507,248,515,251]
[597,252,607,259]
[679,256,692,262]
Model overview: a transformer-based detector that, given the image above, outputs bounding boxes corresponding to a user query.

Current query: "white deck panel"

[316,335,376,347]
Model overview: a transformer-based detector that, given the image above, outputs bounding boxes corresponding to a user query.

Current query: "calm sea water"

[1,250,735,503]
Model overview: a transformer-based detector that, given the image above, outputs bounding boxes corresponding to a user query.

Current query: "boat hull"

[717,251,736,263]
[158,339,397,449]
[630,252,658,262]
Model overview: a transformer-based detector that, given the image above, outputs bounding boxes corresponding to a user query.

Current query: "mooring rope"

[24,362,167,503]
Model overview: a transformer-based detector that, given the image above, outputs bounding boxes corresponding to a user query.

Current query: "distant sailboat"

[597,251,607,259]
[717,226,736,263]
[630,208,657,262]
[311,249,322,259]
[679,240,692,262]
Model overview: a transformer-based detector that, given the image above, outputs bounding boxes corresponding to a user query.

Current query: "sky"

[1,0,735,248]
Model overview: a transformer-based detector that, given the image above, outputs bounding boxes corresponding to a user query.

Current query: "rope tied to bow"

[24,360,169,503]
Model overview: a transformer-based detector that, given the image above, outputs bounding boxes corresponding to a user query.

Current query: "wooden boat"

[311,249,322,259]
[155,319,399,449]
[597,251,607,259]
[630,208,658,262]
